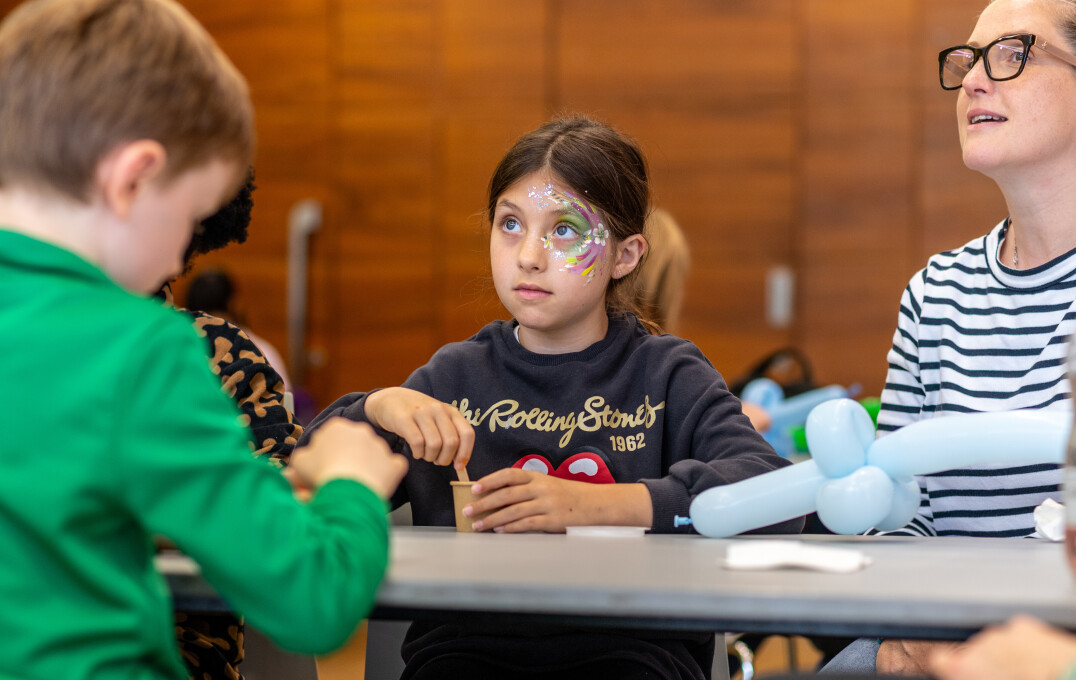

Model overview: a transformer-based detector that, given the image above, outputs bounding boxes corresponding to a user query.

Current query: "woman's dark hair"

[486,115,653,324]
[182,165,255,266]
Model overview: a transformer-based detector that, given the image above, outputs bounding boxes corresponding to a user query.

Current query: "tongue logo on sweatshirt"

[512,450,614,484]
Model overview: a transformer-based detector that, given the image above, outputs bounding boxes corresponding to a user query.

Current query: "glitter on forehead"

[527,184,558,212]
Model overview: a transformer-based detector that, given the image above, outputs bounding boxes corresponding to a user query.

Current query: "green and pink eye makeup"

[527,183,609,282]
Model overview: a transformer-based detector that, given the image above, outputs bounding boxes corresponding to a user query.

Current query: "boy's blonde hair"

[0,0,253,202]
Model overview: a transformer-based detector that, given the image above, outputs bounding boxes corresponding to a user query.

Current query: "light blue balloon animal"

[684,399,1070,537]
[740,378,851,456]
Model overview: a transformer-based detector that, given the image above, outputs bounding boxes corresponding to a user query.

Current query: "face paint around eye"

[554,189,608,281]
[526,183,610,282]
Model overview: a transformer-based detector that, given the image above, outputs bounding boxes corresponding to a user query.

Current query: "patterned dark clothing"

[174,308,302,680]
[186,310,301,466]
[174,612,245,680]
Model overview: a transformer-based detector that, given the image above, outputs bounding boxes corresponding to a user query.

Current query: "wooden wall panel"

[0,0,1012,413]
[178,0,333,398]
[436,2,551,344]
[919,1,1008,260]
[798,0,921,396]
[557,0,798,380]
[327,1,438,392]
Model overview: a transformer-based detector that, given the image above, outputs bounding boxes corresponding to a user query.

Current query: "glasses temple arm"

[1036,40,1076,69]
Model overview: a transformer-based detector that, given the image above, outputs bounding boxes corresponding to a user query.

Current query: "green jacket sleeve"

[116,316,389,654]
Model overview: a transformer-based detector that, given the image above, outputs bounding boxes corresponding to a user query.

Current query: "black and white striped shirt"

[878,218,1076,537]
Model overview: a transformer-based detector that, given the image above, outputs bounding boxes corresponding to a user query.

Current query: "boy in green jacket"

[0,1,407,679]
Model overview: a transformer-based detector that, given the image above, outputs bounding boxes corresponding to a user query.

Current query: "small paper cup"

[451,481,492,532]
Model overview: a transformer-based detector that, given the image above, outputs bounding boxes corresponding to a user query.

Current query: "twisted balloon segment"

[681,399,1070,537]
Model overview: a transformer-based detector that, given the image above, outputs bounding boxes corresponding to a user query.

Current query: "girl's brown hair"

[486,115,654,327]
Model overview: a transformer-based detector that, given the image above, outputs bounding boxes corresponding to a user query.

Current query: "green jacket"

[0,230,388,680]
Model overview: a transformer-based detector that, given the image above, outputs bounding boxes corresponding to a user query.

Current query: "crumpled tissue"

[723,540,872,574]
[1033,498,1065,542]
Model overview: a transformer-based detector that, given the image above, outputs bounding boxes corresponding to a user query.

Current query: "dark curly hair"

[182,165,255,266]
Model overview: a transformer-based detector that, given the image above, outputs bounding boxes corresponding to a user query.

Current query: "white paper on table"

[1033,498,1065,542]
[722,540,872,574]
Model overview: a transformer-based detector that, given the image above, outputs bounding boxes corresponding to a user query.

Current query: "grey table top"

[161,526,1076,639]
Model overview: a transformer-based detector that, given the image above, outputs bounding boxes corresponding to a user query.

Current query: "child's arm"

[364,386,475,472]
[286,417,408,499]
[463,469,652,532]
[638,342,805,535]
[123,319,409,654]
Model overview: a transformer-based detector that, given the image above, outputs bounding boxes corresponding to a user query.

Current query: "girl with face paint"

[300,116,798,680]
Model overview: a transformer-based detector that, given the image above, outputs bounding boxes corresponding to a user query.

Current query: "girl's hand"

[364,387,475,471]
[930,616,1076,680]
[465,468,652,533]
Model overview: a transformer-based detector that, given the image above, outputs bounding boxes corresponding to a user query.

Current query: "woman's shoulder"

[900,219,1007,296]
[924,219,1008,269]
[925,227,996,268]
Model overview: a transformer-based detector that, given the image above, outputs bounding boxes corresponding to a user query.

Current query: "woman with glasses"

[820,0,1076,676]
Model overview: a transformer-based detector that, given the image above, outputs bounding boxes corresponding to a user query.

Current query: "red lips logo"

[512,451,614,484]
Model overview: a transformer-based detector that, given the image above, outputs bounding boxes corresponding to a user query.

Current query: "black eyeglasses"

[938,33,1076,90]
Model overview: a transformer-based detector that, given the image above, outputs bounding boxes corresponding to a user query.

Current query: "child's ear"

[95,140,167,220]
[612,234,647,280]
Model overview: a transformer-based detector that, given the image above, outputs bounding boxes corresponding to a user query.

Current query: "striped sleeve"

[878,274,926,435]
[877,272,934,537]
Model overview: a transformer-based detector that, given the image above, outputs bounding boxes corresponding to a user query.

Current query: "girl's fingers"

[471,500,542,532]
[492,516,547,534]
[468,477,560,530]
[402,412,442,462]
[400,406,473,467]
[430,410,463,467]
[467,484,532,516]
[452,411,475,469]
[472,467,529,494]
